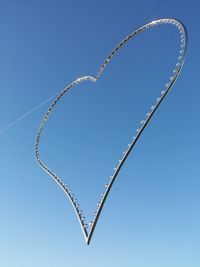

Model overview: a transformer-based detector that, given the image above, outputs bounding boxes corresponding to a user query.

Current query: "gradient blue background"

[0,0,199,266]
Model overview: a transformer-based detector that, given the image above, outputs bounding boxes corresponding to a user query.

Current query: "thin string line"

[0,91,61,134]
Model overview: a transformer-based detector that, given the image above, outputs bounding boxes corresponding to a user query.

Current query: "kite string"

[0,0,168,135]
[0,91,61,134]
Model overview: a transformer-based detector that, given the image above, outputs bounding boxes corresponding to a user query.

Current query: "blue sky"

[0,0,199,266]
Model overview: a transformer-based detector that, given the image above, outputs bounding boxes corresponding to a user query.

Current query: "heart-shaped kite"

[35,18,187,245]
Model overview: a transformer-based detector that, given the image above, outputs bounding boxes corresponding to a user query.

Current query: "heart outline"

[35,18,187,245]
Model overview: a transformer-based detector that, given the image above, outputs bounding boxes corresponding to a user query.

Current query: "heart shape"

[35,18,187,245]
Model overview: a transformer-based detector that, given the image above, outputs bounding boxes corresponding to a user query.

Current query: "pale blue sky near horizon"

[0,0,199,266]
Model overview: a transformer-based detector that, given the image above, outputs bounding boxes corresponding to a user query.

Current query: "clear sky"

[0,0,199,266]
